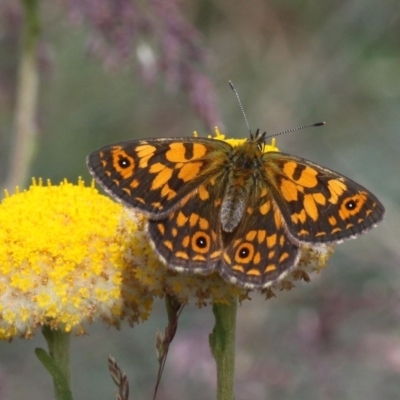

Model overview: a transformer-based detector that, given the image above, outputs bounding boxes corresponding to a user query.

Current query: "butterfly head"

[248,129,268,152]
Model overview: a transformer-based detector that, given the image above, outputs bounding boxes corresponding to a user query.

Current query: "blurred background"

[0,0,399,399]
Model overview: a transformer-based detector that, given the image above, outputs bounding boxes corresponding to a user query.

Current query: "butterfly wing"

[147,176,227,273]
[87,137,232,218]
[219,182,300,289]
[262,152,385,244]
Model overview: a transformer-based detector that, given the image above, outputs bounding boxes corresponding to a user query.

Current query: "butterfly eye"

[239,247,250,258]
[192,232,211,253]
[344,198,358,210]
[118,156,131,168]
[235,243,254,263]
[196,236,208,248]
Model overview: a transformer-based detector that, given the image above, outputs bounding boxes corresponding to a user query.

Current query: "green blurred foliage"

[0,0,399,399]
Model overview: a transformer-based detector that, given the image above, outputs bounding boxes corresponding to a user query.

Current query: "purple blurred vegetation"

[0,0,222,130]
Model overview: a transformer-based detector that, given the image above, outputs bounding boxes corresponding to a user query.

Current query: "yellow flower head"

[0,179,154,340]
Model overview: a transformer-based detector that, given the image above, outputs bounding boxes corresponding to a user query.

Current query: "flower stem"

[37,326,73,400]
[6,0,40,189]
[209,297,237,400]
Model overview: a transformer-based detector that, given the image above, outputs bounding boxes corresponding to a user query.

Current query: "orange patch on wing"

[233,265,245,273]
[265,264,277,272]
[313,192,326,205]
[163,240,173,250]
[259,201,271,215]
[245,230,257,241]
[149,162,166,173]
[327,179,347,203]
[282,161,297,179]
[151,168,173,189]
[267,250,275,259]
[176,251,189,260]
[223,253,232,264]
[199,217,209,230]
[160,183,176,200]
[279,252,289,262]
[165,142,207,162]
[151,201,162,209]
[296,166,319,188]
[328,215,337,226]
[198,185,210,200]
[266,234,277,248]
[246,269,261,276]
[274,209,283,228]
[281,179,298,202]
[303,193,319,221]
[192,143,208,158]
[130,179,139,189]
[176,211,188,227]
[291,209,307,224]
[178,162,203,182]
[210,250,222,259]
[257,230,266,243]
[189,213,199,227]
[182,236,190,248]
[136,144,156,168]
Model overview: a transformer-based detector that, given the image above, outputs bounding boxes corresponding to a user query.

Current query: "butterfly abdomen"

[219,142,266,233]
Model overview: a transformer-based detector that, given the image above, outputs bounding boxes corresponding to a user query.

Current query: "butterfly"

[87,129,385,289]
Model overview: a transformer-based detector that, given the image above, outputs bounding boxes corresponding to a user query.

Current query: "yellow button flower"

[0,178,154,340]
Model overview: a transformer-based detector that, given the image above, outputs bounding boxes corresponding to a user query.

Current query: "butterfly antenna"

[229,81,252,136]
[265,121,326,139]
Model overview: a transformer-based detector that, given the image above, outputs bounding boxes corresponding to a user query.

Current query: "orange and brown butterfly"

[86,128,385,289]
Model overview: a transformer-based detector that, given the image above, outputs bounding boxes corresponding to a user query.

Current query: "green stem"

[38,326,73,400]
[209,297,237,400]
[5,0,40,189]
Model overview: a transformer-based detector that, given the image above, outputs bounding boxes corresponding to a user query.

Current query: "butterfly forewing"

[87,138,232,218]
[262,152,385,244]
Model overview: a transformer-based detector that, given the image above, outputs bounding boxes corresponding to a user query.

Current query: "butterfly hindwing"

[87,137,232,218]
[219,183,300,288]
[147,178,225,273]
[262,152,385,244]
